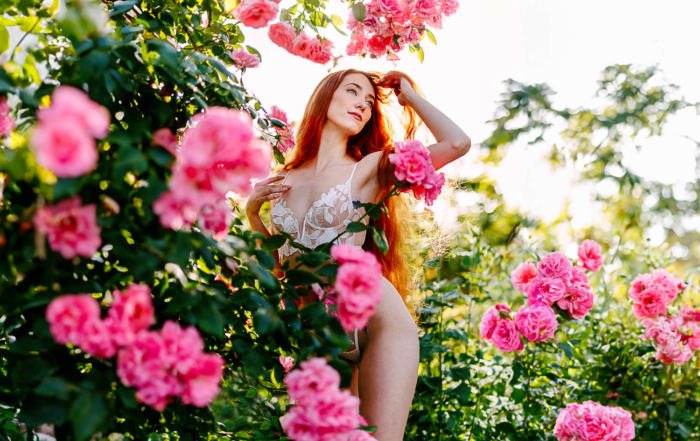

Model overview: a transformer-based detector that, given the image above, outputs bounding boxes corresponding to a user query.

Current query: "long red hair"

[283,69,423,318]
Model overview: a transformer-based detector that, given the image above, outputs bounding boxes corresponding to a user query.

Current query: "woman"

[245,69,471,440]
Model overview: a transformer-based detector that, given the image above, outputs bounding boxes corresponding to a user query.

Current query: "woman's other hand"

[245,175,290,218]
[377,73,417,106]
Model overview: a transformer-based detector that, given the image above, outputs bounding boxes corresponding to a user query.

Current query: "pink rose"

[480,304,511,341]
[330,244,381,271]
[230,47,261,69]
[680,304,700,323]
[415,0,439,19]
[234,0,279,29]
[292,33,315,59]
[490,318,523,352]
[180,352,225,407]
[285,357,341,407]
[107,283,156,346]
[570,266,589,285]
[366,35,391,57]
[425,14,443,29]
[511,262,537,292]
[649,269,680,303]
[631,287,667,319]
[199,199,234,241]
[0,114,14,137]
[656,336,693,365]
[153,190,197,230]
[680,322,700,351]
[554,401,635,441]
[160,320,206,377]
[422,170,445,206]
[30,118,98,178]
[577,239,603,272]
[280,355,295,373]
[440,0,459,16]
[526,277,566,307]
[46,294,101,346]
[642,317,676,345]
[557,282,594,320]
[278,132,296,153]
[334,262,383,331]
[676,278,687,291]
[537,252,573,281]
[152,128,178,155]
[374,0,402,15]
[346,32,369,56]
[270,105,290,133]
[34,196,102,259]
[80,317,118,358]
[306,37,334,64]
[268,21,297,52]
[514,305,558,343]
[37,86,110,138]
[0,96,10,115]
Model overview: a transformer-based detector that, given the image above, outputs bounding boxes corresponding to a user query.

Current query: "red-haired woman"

[246,69,471,440]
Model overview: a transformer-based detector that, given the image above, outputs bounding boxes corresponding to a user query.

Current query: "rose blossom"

[270,105,290,133]
[440,0,459,15]
[46,294,101,346]
[577,239,604,272]
[107,283,155,346]
[0,96,14,136]
[511,262,537,292]
[278,132,296,153]
[285,357,341,406]
[656,336,693,365]
[554,401,635,441]
[30,118,98,177]
[649,268,680,303]
[537,252,573,281]
[280,355,295,373]
[490,318,523,352]
[680,305,700,323]
[151,128,178,155]
[180,353,225,407]
[480,304,511,341]
[334,262,383,331]
[153,190,197,230]
[199,199,234,240]
[526,277,566,307]
[331,243,381,271]
[292,33,315,59]
[230,47,261,69]
[268,21,297,52]
[37,86,110,138]
[389,139,445,206]
[557,282,594,320]
[642,317,676,345]
[80,317,117,358]
[679,322,700,351]
[415,0,439,19]
[514,305,558,343]
[631,287,668,319]
[234,0,279,29]
[34,196,102,259]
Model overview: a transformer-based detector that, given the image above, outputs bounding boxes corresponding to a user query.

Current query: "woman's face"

[326,73,375,136]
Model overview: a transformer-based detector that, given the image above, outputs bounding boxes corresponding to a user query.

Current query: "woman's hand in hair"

[245,175,290,219]
[377,73,417,107]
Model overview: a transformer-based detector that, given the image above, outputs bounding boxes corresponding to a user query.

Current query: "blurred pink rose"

[334,262,383,331]
[642,317,676,345]
[554,401,635,441]
[160,320,206,377]
[557,282,594,320]
[292,33,315,59]
[422,170,445,206]
[514,305,558,343]
[37,86,110,138]
[656,336,693,365]
[631,287,667,319]
[199,199,234,241]
[280,355,295,373]
[34,196,102,259]
[234,0,279,28]
[0,96,10,115]
[680,304,700,323]
[0,96,14,137]
[346,32,369,56]
[577,239,603,272]
[649,268,680,303]
[278,132,296,153]
[367,35,391,57]
[374,0,402,15]
[510,262,537,292]
[285,357,341,407]
[31,118,98,178]
[268,21,297,52]
[415,0,439,18]
[180,352,225,407]
[480,304,511,341]
[107,283,155,346]
[270,105,290,133]
[526,277,566,307]
[46,294,101,346]
[331,244,381,271]
[230,47,261,69]
[153,190,197,230]
[80,317,118,358]
[490,319,523,352]
[570,266,589,285]
[440,0,459,15]
[152,128,178,155]
[537,252,573,281]
[680,322,700,351]
[426,14,443,29]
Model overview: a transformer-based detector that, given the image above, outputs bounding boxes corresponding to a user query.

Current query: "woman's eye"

[348,89,356,95]
[366,100,373,106]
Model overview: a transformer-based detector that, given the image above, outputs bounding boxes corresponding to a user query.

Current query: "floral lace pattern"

[270,163,366,258]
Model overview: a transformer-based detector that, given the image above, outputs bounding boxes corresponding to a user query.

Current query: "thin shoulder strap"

[281,169,292,184]
[347,162,360,201]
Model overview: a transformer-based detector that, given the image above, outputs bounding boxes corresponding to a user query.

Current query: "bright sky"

[241,0,700,238]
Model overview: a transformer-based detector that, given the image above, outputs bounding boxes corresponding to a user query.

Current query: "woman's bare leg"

[358,277,419,440]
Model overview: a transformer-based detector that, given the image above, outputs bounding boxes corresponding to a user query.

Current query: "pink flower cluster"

[0,96,14,137]
[388,139,445,206]
[345,0,459,60]
[479,304,523,352]
[282,358,377,441]
[630,269,697,365]
[153,107,271,236]
[270,105,296,153]
[229,47,261,69]
[117,320,225,411]
[330,244,383,331]
[554,401,635,441]
[46,284,155,359]
[33,196,102,259]
[268,21,335,65]
[46,284,224,410]
[234,0,280,29]
[30,86,110,178]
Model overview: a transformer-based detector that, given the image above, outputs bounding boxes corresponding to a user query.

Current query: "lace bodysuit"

[270,162,366,363]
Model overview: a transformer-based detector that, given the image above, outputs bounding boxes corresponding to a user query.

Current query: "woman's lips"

[349,112,362,121]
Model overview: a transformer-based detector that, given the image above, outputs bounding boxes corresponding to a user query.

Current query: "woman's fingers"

[255,175,285,187]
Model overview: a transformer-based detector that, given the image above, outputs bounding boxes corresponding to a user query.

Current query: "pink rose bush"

[33,196,102,259]
[345,0,459,60]
[0,96,14,137]
[229,47,261,69]
[270,105,296,153]
[282,357,377,441]
[577,239,604,272]
[629,268,698,365]
[481,242,603,353]
[330,244,383,331]
[554,401,635,441]
[388,139,445,206]
[151,128,178,155]
[234,0,279,28]
[268,21,335,65]
[46,284,224,410]
[30,86,110,177]
[153,107,271,233]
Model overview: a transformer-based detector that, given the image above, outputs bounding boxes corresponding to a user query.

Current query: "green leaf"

[285,269,322,286]
[309,11,330,27]
[425,29,437,45]
[496,421,516,437]
[371,228,389,254]
[262,234,288,251]
[110,0,138,17]
[18,394,68,427]
[351,3,367,22]
[346,221,370,233]
[557,342,574,359]
[416,46,424,63]
[304,0,320,12]
[193,298,225,337]
[247,261,279,289]
[510,360,523,385]
[53,177,85,199]
[112,145,148,179]
[35,377,75,401]
[330,14,344,27]
[69,389,109,441]
[0,25,9,55]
